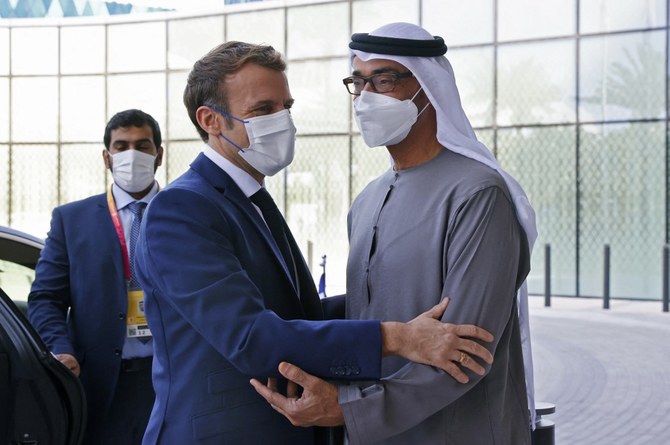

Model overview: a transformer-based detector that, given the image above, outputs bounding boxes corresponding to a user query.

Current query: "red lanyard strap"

[106,187,131,281]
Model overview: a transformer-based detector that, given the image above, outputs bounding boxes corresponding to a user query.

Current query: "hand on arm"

[250,362,343,427]
[381,297,494,383]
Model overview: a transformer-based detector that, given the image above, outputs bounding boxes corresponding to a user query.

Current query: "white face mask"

[354,88,427,147]
[217,109,296,177]
[111,149,157,193]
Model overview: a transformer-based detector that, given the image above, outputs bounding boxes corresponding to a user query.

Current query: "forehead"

[351,56,408,75]
[110,124,154,143]
[224,63,291,110]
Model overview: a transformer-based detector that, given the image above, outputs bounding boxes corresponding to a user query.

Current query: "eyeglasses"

[342,72,414,95]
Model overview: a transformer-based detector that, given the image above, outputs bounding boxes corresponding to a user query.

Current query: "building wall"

[1,0,667,298]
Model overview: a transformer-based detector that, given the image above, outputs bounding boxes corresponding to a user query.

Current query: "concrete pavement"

[529,296,670,445]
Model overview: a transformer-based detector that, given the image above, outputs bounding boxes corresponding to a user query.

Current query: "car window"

[0,259,36,304]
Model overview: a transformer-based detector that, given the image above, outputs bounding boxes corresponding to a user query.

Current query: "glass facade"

[1,0,668,299]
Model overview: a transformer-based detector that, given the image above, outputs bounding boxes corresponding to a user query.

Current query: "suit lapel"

[189,154,299,294]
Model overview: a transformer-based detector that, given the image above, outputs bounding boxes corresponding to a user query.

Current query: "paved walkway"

[529,296,670,445]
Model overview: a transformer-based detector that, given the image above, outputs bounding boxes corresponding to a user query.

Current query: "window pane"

[498,40,576,126]
[11,27,58,75]
[12,77,58,142]
[288,58,350,134]
[227,9,285,55]
[107,73,166,129]
[579,122,665,299]
[352,0,419,34]
[422,0,493,46]
[581,0,665,34]
[351,137,390,199]
[165,141,201,183]
[287,3,349,59]
[449,47,494,127]
[0,28,8,75]
[168,16,224,70]
[11,145,58,237]
[108,22,166,72]
[498,126,576,296]
[287,135,350,295]
[61,76,106,142]
[499,0,575,41]
[580,31,665,121]
[0,78,8,142]
[168,71,194,140]
[0,145,7,224]
[61,26,105,74]
[59,144,106,203]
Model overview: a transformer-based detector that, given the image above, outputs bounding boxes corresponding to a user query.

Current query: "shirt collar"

[112,181,159,211]
[202,143,262,197]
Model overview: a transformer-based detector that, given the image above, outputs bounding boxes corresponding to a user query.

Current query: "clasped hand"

[250,297,495,427]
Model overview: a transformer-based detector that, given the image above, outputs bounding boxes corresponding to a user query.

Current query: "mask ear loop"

[208,105,250,153]
[410,87,431,118]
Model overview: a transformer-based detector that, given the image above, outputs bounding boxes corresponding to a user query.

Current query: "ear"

[196,106,222,138]
[102,149,112,170]
[155,145,164,168]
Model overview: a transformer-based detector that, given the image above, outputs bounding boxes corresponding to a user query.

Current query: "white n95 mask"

[111,149,157,193]
[354,88,427,147]
[217,109,296,177]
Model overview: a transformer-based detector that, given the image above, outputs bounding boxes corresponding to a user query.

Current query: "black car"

[0,225,86,444]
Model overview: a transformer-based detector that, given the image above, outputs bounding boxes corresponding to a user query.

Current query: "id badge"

[126,289,152,338]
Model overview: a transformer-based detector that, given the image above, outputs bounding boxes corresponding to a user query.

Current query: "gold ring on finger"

[458,351,466,364]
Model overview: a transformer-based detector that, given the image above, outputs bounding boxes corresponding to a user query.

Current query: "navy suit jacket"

[28,193,131,431]
[135,153,381,444]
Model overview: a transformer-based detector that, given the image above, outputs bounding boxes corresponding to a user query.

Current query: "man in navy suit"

[28,109,164,444]
[134,42,494,444]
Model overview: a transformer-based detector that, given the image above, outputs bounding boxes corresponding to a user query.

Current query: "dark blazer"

[135,153,381,445]
[28,193,131,433]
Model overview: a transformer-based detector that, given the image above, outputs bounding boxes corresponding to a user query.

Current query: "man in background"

[29,109,163,444]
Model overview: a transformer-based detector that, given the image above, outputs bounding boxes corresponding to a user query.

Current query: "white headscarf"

[351,22,538,427]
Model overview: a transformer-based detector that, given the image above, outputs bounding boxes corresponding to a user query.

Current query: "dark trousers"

[83,359,154,445]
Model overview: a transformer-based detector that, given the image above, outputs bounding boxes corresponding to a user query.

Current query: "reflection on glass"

[498,0,575,41]
[580,31,665,122]
[422,0,493,46]
[498,40,576,125]
[11,27,58,75]
[287,3,348,59]
[12,77,58,142]
[108,22,166,72]
[168,16,224,70]
[580,0,666,34]
[288,58,350,134]
[60,144,105,203]
[107,73,166,127]
[498,126,576,296]
[352,0,418,34]
[0,29,9,75]
[449,47,494,127]
[168,71,193,140]
[0,260,36,304]
[165,141,201,183]
[11,145,58,236]
[0,78,8,142]
[0,145,7,224]
[61,26,105,74]
[579,123,664,299]
[61,76,106,142]
[287,135,350,295]
[227,10,285,55]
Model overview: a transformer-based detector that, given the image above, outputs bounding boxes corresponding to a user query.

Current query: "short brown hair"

[183,41,286,142]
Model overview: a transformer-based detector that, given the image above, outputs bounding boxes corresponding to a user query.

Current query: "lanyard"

[106,186,131,282]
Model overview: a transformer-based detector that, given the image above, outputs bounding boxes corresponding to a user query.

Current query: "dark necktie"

[128,201,147,290]
[250,188,296,285]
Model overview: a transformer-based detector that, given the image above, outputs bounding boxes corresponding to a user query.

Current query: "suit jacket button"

[118,313,125,320]
[114,349,121,356]
[352,366,360,375]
